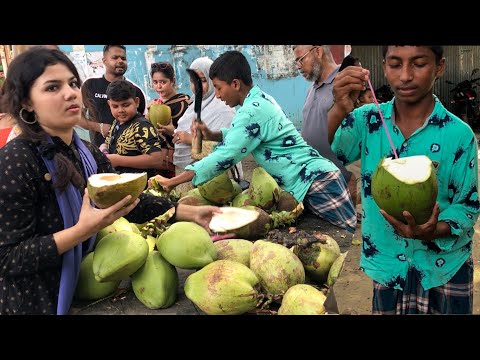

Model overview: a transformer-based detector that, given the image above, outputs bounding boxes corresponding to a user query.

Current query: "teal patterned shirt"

[186,85,339,202]
[332,96,480,290]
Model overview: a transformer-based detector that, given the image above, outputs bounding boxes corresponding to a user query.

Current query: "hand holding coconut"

[380,202,442,241]
[56,189,139,255]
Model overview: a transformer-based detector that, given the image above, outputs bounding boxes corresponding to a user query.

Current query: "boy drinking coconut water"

[328,45,480,314]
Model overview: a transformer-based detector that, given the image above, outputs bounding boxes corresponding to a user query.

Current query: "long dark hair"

[2,47,86,190]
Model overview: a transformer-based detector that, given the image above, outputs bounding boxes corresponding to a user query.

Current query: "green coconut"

[198,172,236,205]
[294,235,340,284]
[184,260,259,315]
[231,189,253,208]
[278,284,327,315]
[230,180,242,198]
[371,155,438,224]
[248,167,281,211]
[326,251,348,288]
[178,189,214,206]
[87,172,147,209]
[93,230,149,282]
[146,235,156,253]
[275,190,299,212]
[74,252,121,301]
[156,222,217,269]
[95,216,132,245]
[250,240,305,296]
[131,251,179,309]
[148,103,171,128]
[213,239,254,267]
[209,207,259,233]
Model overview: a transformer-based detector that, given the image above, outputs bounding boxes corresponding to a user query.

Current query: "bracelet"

[99,123,105,138]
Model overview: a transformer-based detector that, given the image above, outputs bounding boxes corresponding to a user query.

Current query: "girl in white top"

[173,56,243,178]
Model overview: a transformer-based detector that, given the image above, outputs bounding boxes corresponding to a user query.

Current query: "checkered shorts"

[372,256,473,314]
[303,170,357,233]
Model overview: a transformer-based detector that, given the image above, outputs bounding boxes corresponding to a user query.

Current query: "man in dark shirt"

[80,45,146,148]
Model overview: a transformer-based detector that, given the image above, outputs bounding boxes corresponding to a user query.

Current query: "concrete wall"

[59,45,315,129]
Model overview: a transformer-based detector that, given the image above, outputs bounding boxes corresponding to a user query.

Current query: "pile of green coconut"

[75,168,350,315]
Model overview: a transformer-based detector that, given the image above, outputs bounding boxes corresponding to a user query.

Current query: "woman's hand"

[78,189,140,238]
[380,202,440,241]
[173,130,192,145]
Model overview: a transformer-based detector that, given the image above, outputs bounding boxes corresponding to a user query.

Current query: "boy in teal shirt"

[153,50,356,233]
[328,45,480,314]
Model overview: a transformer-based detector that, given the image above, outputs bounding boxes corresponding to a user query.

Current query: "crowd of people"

[0,44,478,316]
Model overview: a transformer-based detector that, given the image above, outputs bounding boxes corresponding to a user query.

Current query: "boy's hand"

[191,118,212,140]
[106,153,120,167]
[149,174,173,193]
[380,202,440,241]
[333,66,369,115]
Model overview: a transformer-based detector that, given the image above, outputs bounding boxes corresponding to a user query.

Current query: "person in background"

[0,47,220,315]
[328,45,480,314]
[293,45,358,207]
[172,56,242,195]
[80,45,146,148]
[147,62,191,177]
[101,80,164,181]
[153,50,356,233]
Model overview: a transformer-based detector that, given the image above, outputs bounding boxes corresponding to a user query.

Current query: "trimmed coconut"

[184,260,259,315]
[371,155,438,224]
[278,284,327,315]
[148,103,171,127]
[209,207,259,233]
[74,252,121,301]
[87,172,147,209]
[131,251,179,309]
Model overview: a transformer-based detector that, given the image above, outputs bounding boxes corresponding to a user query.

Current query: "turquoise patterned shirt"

[332,96,480,290]
[186,85,339,202]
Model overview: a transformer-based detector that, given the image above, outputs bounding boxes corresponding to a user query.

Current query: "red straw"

[365,77,398,159]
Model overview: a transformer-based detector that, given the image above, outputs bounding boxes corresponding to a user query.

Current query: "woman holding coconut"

[0,47,220,315]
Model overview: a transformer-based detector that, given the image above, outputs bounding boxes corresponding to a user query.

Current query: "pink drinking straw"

[359,63,398,159]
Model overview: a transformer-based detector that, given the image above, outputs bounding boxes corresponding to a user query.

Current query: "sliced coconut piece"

[87,172,147,209]
[382,155,432,184]
[209,207,259,233]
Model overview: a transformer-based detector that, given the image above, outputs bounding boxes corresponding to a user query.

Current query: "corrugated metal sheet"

[350,46,480,112]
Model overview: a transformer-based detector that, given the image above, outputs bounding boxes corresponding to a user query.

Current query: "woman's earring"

[19,108,38,124]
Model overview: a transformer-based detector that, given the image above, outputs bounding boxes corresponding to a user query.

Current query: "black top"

[0,136,175,315]
[106,113,163,180]
[82,76,146,147]
[162,93,191,148]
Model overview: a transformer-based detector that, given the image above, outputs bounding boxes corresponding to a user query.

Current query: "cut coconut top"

[382,155,432,184]
[88,172,147,187]
[209,207,259,233]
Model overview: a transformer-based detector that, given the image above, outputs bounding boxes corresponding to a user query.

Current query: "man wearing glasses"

[80,45,147,147]
[293,45,357,206]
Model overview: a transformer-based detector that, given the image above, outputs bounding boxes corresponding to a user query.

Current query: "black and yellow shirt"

[106,113,162,179]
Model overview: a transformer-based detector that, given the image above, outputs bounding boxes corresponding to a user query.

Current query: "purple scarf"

[39,132,97,315]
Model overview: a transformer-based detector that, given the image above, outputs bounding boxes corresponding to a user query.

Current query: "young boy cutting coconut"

[328,45,480,314]
[151,50,357,234]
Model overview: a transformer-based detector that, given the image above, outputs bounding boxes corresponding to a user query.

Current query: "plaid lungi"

[303,170,357,233]
[372,256,473,314]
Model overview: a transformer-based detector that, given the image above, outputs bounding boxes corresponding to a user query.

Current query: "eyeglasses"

[294,46,319,66]
[151,62,172,71]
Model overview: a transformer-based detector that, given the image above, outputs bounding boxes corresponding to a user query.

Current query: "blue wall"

[59,45,310,130]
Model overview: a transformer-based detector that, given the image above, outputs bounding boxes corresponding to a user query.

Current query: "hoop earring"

[19,108,37,125]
